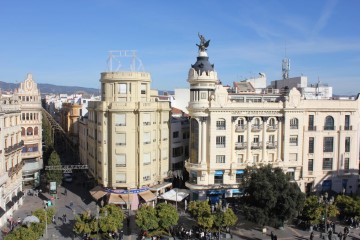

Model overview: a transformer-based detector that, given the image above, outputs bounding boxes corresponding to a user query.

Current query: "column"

[261,117,269,162]
[245,117,253,163]
[198,118,202,164]
[201,117,207,165]
[276,117,283,162]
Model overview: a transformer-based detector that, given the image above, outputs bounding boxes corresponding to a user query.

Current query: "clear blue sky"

[0,0,359,95]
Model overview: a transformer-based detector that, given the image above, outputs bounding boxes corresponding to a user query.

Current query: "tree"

[240,165,305,227]
[4,226,38,240]
[46,150,63,185]
[188,200,214,231]
[98,204,125,233]
[135,205,159,232]
[74,210,97,237]
[335,195,360,219]
[156,203,179,233]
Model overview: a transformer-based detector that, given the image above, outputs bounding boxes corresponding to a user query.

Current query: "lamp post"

[44,207,48,239]
[318,192,334,235]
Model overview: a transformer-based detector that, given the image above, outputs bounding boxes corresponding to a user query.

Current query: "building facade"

[16,74,43,187]
[0,94,24,225]
[83,70,171,207]
[185,38,360,202]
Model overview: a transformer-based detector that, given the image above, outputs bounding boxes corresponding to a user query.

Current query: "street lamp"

[318,192,334,235]
[44,207,48,239]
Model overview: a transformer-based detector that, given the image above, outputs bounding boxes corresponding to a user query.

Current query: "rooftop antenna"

[282,41,290,80]
[107,50,145,72]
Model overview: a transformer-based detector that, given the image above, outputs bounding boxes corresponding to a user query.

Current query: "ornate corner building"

[0,93,24,225]
[185,37,360,202]
[15,73,43,187]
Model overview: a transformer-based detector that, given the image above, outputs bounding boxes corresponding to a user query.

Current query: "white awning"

[149,182,172,192]
[158,188,190,202]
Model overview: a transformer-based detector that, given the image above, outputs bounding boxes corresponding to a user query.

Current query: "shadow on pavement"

[54,219,76,239]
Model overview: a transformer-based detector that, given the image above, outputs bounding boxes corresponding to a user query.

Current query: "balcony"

[235,142,247,150]
[308,126,317,131]
[251,125,262,132]
[342,125,353,131]
[143,122,151,126]
[324,126,335,131]
[214,179,223,184]
[5,141,24,155]
[266,141,277,149]
[251,142,262,149]
[235,124,247,132]
[188,178,197,184]
[267,124,278,132]
[185,161,207,170]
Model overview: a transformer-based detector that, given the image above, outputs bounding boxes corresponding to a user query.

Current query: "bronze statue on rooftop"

[196,33,210,52]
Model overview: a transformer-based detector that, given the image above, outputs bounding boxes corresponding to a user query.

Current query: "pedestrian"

[52,215,56,224]
[64,189,67,196]
[310,231,314,240]
[70,201,74,208]
[271,231,274,240]
[274,234,277,240]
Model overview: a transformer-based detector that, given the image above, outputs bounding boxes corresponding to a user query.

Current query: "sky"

[0,0,360,95]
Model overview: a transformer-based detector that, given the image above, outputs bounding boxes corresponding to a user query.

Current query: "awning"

[159,188,190,202]
[6,201,14,210]
[108,193,133,204]
[149,182,172,192]
[214,170,224,176]
[287,168,295,172]
[236,170,244,174]
[17,191,24,198]
[89,186,107,201]
[138,190,157,202]
[0,207,5,217]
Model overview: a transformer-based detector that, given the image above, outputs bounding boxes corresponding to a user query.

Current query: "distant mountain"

[0,81,100,96]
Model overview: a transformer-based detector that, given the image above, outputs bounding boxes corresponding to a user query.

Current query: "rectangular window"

[309,137,314,153]
[143,152,151,165]
[141,84,146,94]
[253,154,259,163]
[116,154,126,167]
[201,92,206,99]
[143,113,151,125]
[323,158,333,170]
[237,154,244,163]
[323,137,334,152]
[216,155,225,163]
[116,133,126,146]
[308,159,314,171]
[308,115,315,130]
[216,120,226,130]
[216,136,226,148]
[345,137,350,152]
[116,173,126,183]
[173,131,179,138]
[345,115,350,130]
[118,83,127,94]
[238,135,244,143]
[344,158,350,173]
[144,132,151,144]
[253,135,259,143]
[115,114,126,126]
[289,153,298,161]
[143,174,151,181]
[172,146,183,158]
[290,135,298,146]
[286,168,295,180]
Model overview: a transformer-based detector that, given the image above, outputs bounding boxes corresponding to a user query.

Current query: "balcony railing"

[266,141,277,149]
[188,178,197,184]
[251,142,262,149]
[267,124,278,131]
[251,125,262,132]
[185,161,206,170]
[235,142,247,150]
[343,125,352,131]
[5,140,24,155]
[308,126,317,131]
[324,126,335,131]
[235,124,247,132]
[214,179,223,184]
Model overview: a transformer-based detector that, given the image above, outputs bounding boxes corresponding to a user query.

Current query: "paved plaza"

[2,177,360,240]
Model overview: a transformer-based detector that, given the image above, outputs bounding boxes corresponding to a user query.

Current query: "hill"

[0,81,99,96]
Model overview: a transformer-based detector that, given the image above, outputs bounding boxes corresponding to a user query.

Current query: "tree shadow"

[53,219,76,238]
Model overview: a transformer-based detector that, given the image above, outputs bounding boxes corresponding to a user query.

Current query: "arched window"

[216,118,226,130]
[27,127,33,136]
[21,127,25,136]
[324,116,334,130]
[290,118,298,129]
[269,118,275,126]
[34,127,38,135]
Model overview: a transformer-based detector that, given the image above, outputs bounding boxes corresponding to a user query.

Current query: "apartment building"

[185,39,360,202]
[15,74,43,187]
[83,70,171,209]
[0,94,24,225]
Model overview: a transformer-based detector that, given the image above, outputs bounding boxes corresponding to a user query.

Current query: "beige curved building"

[15,73,43,187]
[185,42,360,202]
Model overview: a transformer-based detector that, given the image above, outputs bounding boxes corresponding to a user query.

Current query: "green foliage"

[335,195,360,218]
[99,204,125,233]
[240,165,305,227]
[46,150,63,185]
[188,200,215,231]
[301,195,324,224]
[74,210,97,236]
[156,203,179,232]
[33,207,55,224]
[4,226,39,240]
[135,205,159,231]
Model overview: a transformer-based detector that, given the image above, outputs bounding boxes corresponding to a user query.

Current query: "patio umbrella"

[22,215,40,225]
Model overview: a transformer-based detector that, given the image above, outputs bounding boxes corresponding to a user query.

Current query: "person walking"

[52,215,56,224]
[310,231,314,240]
[64,188,67,196]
